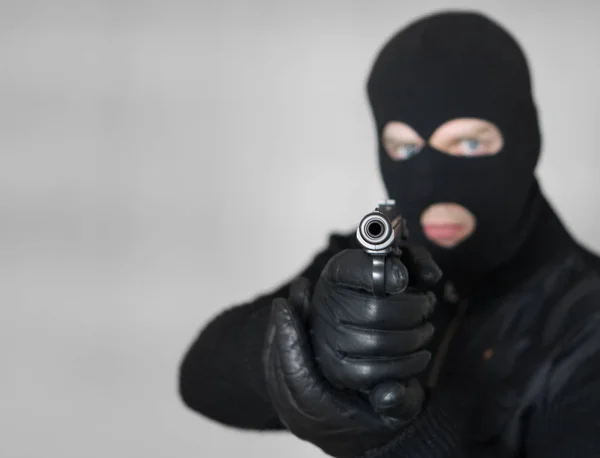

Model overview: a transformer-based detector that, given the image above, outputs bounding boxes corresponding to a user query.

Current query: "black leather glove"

[262,246,442,457]
[310,247,441,396]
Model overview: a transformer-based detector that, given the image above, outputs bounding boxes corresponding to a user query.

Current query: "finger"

[329,322,434,357]
[323,249,408,294]
[269,297,333,413]
[326,286,436,328]
[369,378,425,420]
[369,380,405,413]
[288,276,312,321]
[401,245,443,290]
[319,344,432,391]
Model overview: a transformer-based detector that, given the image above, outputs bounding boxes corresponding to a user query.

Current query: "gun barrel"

[356,210,395,254]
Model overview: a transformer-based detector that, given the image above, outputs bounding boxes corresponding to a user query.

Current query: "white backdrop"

[2,1,600,457]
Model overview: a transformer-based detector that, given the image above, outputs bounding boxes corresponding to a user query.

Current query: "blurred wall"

[2,1,599,457]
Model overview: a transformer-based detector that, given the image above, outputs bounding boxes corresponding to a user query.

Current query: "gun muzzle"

[356,211,395,254]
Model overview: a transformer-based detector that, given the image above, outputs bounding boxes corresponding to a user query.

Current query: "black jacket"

[179,199,600,457]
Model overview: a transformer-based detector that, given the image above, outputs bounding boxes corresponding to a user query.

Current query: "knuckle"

[388,259,408,290]
[427,291,437,305]
[323,255,340,281]
[335,364,366,391]
[422,323,435,343]
[325,249,366,284]
[403,351,431,376]
[414,330,429,350]
[419,350,432,367]
[354,368,381,390]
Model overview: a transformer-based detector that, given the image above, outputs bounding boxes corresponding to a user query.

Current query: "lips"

[423,223,464,241]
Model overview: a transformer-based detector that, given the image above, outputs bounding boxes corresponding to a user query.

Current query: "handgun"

[356,200,408,296]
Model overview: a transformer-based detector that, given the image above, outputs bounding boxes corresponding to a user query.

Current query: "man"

[179,10,600,457]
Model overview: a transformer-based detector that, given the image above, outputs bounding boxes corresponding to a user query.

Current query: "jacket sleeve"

[178,232,355,430]
[525,305,600,457]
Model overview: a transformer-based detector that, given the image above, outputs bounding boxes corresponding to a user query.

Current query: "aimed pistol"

[356,200,408,296]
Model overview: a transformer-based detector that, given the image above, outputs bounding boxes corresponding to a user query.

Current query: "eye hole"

[381,122,424,161]
[429,118,504,157]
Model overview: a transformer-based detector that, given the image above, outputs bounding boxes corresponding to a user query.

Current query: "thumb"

[266,296,343,417]
[369,378,425,421]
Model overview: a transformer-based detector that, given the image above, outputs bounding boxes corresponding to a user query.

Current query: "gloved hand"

[262,246,442,457]
[310,247,441,395]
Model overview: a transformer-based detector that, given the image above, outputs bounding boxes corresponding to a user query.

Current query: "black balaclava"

[367,11,544,288]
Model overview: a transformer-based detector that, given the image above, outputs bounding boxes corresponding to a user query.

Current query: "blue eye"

[395,143,421,159]
[461,138,481,156]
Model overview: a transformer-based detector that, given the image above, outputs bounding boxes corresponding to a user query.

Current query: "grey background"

[2,1,599,457]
